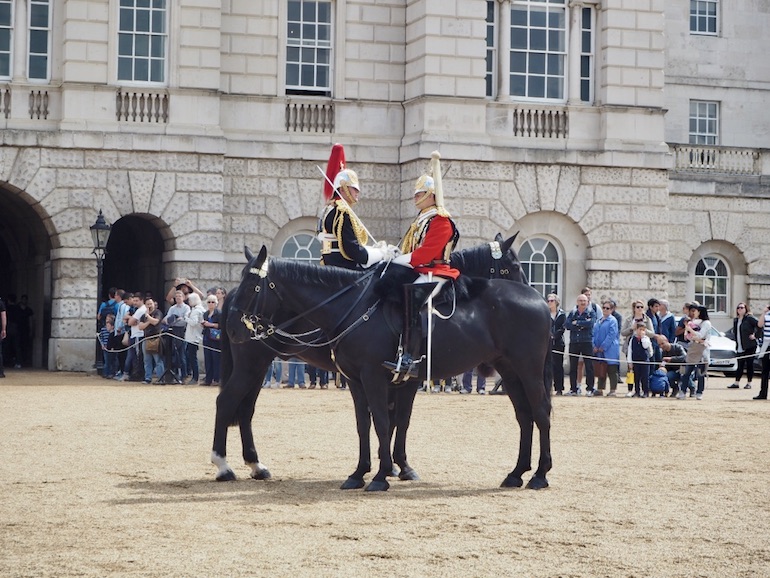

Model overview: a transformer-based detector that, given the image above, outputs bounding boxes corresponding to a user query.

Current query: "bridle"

[235,257,382,353]
[488,240,522,281]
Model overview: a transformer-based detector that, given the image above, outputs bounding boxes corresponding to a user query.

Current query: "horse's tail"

[219,292,234,389]
[543,342,553,413]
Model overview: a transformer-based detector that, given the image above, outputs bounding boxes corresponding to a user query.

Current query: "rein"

[244,261,382,350]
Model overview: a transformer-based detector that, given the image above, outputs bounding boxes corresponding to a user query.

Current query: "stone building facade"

[0,0,767,371]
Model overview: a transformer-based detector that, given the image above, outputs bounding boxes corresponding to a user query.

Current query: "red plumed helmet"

[323,143,346,201]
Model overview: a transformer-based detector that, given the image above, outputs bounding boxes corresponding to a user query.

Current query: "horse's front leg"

[391,381,420,481]
[212,386,240,481]
[365,375,394,492]
[239,385,271,480]
[340,379,371,490]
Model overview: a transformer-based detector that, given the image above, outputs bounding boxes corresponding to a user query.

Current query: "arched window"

[281,232,320,262]
[694,255,729,314]
[518,237,560,298]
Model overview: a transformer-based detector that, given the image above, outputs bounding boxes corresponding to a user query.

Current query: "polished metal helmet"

[414,174,435,194]
[333,168,360,194]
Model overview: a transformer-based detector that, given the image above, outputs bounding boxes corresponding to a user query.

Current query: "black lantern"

[90,210,112,374]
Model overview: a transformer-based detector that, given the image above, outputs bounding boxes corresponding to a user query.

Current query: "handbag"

[592,360,608,379]
[626,369,635,385]
[121,331,130,347]
[145,336,160,354]
[209,328,222,341]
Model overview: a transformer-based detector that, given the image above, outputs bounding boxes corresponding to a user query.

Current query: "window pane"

[286,63,299,86]
[30,30,48,53]
[29,54,47,79]
[118,57,132,80]
[150,59,163,82]
[151,36,164,57]
[135,35,149,57]
[135,58,148,80]
[529,76,545,98]
[0,3,10,26]
[510,74,526,96]
[136,9,150,32]
[530,29,546,51]
[511,52,526,73]
[0,28,10,52]
[529,52,545,73]
[288,1,301,22]
[120,8,133,31]
[30,4,50,28]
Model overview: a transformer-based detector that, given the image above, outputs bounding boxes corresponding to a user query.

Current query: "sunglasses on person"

[634,305,644,309]
[602,306,612,310]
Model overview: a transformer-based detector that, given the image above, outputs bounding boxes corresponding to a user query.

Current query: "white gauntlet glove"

[363,245,386,268]
[384,244,401,261]
[392,253,413,268]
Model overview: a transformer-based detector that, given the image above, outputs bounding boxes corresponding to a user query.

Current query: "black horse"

[211,234,528,483]
[236,246,552,491]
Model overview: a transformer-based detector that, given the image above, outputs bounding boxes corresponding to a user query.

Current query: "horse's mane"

[269,258,365,289]
[450,244,491,275]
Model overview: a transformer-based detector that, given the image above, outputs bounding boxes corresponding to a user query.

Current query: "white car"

[704,326,738,375]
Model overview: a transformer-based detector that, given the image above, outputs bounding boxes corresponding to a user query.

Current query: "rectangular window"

[117,0,167,84]
[690,0,718,35]
[486,0,496,98]
[579,7,593,103]
[28,0,50,81]
[0,0,12,78]
[286,0,331,96]
[689,100,719,145]
[510,0,567,101]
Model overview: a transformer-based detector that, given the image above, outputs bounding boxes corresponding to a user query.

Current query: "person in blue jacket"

[592,300,620,396]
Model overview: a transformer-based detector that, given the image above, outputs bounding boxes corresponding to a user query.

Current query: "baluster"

[42,91,48,119]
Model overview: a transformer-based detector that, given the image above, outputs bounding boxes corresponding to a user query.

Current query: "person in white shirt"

[183,293,205,385]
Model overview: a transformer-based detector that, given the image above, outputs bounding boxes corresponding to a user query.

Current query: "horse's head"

[491,232,528,284]
[228,245,269,315]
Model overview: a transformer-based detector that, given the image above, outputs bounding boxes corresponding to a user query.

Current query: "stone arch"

[0,182,54,368]
[103,214,171,303]
[509,210,589,303]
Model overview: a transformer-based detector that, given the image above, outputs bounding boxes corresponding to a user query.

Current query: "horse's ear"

[495,232,503,243]
[502,232,519,252]
[244,246,253,261]
[256,245,268,267]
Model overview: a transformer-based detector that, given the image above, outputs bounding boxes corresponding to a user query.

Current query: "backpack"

[99,300,117,328]
[649,368,668,394]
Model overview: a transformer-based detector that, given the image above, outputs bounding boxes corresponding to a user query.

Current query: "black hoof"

[526,475,549,490]
[251,468,272,481]
[216,470,237,482]
[398,466,420,481]
[340,476,366,490]
[365,480,390,492]
[388,466,400,477]
[500,473,524,488]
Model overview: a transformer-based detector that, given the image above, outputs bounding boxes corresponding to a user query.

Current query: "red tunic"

[405,213,460,280]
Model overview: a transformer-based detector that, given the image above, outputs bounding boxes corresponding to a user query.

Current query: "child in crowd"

[101,315,116,378]
[628,321,653,397]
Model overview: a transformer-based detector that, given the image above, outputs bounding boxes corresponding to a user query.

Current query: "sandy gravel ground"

[1,370,769,577]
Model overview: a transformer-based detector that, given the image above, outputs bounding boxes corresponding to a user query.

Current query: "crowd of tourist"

[97,279,224,385]
[548,287,770,401]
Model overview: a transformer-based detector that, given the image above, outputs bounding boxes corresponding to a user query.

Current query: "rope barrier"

[556,348,763,367]
[96,330,223,353]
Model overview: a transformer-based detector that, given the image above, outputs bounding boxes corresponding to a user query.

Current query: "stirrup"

[382,354,421,383]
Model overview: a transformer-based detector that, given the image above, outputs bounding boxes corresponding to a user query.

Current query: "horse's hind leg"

[499,375,535,488]
[527,386,552,489]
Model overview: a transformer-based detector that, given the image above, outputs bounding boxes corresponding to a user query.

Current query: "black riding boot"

[382,282,438,382]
